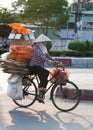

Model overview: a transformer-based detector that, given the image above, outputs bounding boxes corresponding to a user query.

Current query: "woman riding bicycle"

[28,34,58,102]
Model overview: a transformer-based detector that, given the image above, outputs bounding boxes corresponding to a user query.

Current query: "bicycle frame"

[29,74,53,93]
[22,63,68,95]
[28,68,67,95]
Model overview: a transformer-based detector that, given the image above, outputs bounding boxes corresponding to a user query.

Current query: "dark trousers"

[29,66,49,88]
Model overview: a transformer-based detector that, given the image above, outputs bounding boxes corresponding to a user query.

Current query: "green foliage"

[0,24,11,38]
[82,0,93,11]
[0,8,22,24]
[46,42,52,51]
[61,50,80,56]
[12,0,69,34]
[69,0,93,11]
[0,48,9,55]
[61,49,86,57]
[84,51,93,57]
[68,41,86,51]
[62,50,93,57]
[85,40,93,51]
[49,50,62,56]
[66,40,93,57]
[48,49,93,57]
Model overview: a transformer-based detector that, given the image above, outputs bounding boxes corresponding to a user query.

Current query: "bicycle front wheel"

[13,77,37,108]
[51,80,80,112]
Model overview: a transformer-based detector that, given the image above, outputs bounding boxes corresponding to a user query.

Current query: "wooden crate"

[9,35,32,45]
[10,39,31,45]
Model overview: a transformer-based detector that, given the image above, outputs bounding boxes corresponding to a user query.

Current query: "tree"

[12,0,69,35]
[0,24,11,38]
[69,0,93,11]
[83,0,93,10]
[0,7,22,24]
[0,7,24,38]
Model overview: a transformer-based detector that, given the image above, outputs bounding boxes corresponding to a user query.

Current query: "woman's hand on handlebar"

[48,59,64,67]
[53,61,65,70]
[53,61,62,65]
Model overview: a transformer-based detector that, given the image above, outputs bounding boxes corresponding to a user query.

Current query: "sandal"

[37,87,46,103]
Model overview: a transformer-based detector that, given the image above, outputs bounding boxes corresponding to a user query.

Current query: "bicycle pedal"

[38,100,45,104]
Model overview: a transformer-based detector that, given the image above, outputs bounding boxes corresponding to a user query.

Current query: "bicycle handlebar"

[56,63,65,70]
[52,61,65,70]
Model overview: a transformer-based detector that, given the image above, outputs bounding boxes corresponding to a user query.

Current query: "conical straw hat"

[34,34,51,43]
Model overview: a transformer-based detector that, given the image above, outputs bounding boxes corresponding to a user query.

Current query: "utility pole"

[74,0,84,41]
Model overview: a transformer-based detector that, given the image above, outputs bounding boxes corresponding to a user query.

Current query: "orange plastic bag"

[48,68,58,83]
[48,68,70,83]
[9,23,31,34]
[10,45,33,62]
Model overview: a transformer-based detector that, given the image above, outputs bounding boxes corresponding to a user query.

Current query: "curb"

[56,87,93,101]
[55,57,71,67]
[80,89,93,101]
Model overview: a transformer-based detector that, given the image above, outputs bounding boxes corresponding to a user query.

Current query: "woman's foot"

[37,87,46,102]
[38,87,46,92]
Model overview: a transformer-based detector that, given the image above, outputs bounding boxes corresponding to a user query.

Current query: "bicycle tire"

[13,77,37,108]
[51,80,80,112]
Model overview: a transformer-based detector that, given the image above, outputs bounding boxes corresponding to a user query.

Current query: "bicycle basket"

[49,68,70,83]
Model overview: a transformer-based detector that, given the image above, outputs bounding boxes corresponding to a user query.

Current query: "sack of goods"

[7,74,23,100]
[48,68,70,83]
[10,44,33,62]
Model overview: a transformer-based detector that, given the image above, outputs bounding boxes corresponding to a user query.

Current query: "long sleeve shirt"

[29,44,49,68]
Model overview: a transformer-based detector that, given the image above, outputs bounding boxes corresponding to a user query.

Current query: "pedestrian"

[28,34,57,102]
[3,39,9,48]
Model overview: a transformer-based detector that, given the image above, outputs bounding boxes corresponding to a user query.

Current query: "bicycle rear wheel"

[13,77,37,108]
[51,80,80,112]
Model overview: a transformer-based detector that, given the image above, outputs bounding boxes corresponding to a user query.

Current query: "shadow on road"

[55,111,93,130]
[7,107,62,130]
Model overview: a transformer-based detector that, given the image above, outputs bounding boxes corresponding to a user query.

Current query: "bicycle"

[13,63,80,112]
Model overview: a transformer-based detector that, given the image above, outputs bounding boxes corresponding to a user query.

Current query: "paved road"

[0,68,93,130]
[67,67,93,90]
